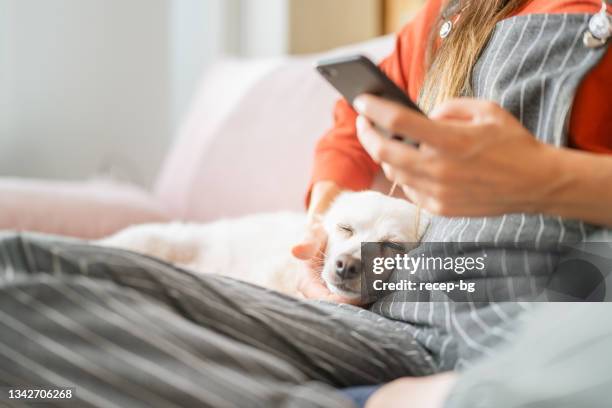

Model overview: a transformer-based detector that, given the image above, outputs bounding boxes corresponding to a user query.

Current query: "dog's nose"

[335,255,361,280]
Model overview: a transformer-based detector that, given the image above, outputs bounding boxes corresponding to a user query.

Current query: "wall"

[0,0,172,186]
[239,0,288,57]
[0,0,385,186]
[289,0,382,54]
[0,0,15,148]
[384,0,426,33]
[172,0,240,124]
[238,0,383,56]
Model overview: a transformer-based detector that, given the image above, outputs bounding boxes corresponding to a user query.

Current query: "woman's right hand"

[292,222,362,304]
[291,221,331,298]
[292,181,361,304]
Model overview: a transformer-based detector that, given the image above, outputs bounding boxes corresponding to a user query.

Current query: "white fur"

[98,191,429,298]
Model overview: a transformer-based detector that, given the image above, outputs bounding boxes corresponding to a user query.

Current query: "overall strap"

[472,13,608,147]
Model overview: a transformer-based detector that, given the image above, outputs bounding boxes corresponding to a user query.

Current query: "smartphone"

[316,55,423,145]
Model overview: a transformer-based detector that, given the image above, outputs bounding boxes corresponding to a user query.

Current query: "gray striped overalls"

[371,13,610,372]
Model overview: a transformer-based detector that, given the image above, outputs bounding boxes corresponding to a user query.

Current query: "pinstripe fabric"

[0,233,435,408]
[372,14,611,371]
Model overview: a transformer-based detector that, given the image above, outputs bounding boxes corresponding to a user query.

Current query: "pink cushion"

[0,178,170,239]
[155,36,395,222]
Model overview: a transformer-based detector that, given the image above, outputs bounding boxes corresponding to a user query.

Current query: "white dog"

[98,191,429,300]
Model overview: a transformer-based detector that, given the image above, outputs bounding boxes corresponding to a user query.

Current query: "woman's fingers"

[291,242,317,260]
[354,95,467,151]
[356,115,422,169]
[357,115,466,185]
[292,223,327,262]
[356,94,557,218]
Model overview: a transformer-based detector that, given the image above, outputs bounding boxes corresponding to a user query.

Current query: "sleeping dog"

[99,191,429,301]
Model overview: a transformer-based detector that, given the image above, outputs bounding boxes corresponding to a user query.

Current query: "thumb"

[292,224,327,260]
[292,242,318,260]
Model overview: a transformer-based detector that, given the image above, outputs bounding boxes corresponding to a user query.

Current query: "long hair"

[419,0,528,112]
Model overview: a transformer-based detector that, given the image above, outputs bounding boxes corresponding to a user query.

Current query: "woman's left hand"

[366,373,458,408]
[354,95,565,217]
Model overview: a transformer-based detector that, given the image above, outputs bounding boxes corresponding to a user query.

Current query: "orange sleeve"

[518,0,601,14]
[309,97,378,197]
[569,47,612,153]
[307,0,443,205]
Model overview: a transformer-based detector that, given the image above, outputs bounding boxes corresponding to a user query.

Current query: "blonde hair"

[419,0,527,112]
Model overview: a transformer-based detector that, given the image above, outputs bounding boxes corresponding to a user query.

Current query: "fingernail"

[356,115,366,130]
[353,97,365,113]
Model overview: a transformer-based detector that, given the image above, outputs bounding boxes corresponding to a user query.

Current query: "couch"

[0,36,395,239]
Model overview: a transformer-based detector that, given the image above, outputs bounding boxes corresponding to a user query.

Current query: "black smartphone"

[316,55,423,145]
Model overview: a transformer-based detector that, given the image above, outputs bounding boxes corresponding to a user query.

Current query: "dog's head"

[321,191,429,300]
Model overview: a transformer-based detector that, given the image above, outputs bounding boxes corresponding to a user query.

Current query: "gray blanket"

[0,232,435,408]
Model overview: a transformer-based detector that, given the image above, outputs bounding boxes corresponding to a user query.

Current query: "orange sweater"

[311,0,612,196]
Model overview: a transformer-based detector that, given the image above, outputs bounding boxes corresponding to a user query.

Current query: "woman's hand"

[292,181,361,304]
[366,373,458,408]
[354,95,564,218]
[292,222,361,304]
[291,222,331,299]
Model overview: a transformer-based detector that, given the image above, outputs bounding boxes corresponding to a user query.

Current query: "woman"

[0,1,610,407]
[295,0,612,300]
[293,0,612,406]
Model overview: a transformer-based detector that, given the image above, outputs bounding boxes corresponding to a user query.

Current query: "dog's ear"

[292,242,317,260]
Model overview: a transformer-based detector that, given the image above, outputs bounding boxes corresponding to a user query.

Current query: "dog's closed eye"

[337,224,354,237]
